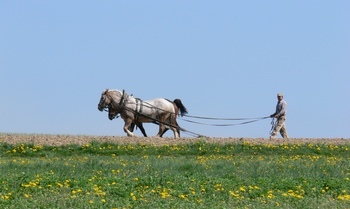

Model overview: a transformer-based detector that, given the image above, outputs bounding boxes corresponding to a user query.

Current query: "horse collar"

[118,91,126,107]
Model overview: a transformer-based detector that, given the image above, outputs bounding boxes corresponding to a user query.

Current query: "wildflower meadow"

[1,137,350,208]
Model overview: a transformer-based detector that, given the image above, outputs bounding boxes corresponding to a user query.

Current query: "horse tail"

[173,99,188,117]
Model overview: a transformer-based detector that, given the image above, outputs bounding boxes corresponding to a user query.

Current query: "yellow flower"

[56,182,63,187]
[130,193,137,201]
[338,194,350,201]
[229,190,241,198]
[179,194,187,199]
[267,191,275,199]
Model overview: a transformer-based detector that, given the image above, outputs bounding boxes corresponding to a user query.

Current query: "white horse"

[98,89,187,138]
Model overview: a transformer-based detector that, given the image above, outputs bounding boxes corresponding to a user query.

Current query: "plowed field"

[1,133,349,146]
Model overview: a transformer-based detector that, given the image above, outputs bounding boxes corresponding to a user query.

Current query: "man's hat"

[277,93,283,97]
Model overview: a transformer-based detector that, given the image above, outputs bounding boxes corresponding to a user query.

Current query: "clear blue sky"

[1,1,349,138]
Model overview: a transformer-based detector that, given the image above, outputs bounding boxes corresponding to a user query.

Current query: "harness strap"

[117,90,125,109]
[134,98,143,121]
[137,98,143,113]
[136,98,139,113]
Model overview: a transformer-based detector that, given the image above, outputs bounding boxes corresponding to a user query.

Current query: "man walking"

[270,93,288,139]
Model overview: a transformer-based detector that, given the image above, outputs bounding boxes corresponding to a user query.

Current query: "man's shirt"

[275,100,287,117]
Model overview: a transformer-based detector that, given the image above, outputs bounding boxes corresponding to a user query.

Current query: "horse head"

[98,89,111,111]
[108,104,118,120]
[98,89,127,116]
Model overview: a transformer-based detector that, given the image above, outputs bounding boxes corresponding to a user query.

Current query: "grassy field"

[1,135,350,208]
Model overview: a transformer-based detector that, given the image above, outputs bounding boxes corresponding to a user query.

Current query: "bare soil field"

[1,133,349,146]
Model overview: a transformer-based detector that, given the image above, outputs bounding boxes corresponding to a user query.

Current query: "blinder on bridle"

[98,93,109,112]
[101,95,109,112]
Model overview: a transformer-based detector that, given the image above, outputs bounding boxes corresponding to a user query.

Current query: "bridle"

[102,90,126,115]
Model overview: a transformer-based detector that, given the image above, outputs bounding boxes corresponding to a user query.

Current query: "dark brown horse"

[107,104,148,137]
[107,102,183,137]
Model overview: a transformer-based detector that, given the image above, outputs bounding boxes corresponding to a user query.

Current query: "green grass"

[1,140,350,208]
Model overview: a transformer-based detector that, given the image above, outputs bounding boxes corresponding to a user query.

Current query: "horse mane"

[104,89,124,98]
[102,89,109,95]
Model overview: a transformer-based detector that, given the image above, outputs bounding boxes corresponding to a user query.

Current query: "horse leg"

[175,121,180,137]
[156,116,166,138]
[159,127,169,137]
[163,121,180,137]
[171,126,179,138]
[123,119,135,137]
[170,116,180,139]
[156,124,166,137]
[128,123,135,132]
[136,122,148,137]
[159,116,180,138]
[129,122,147,137]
